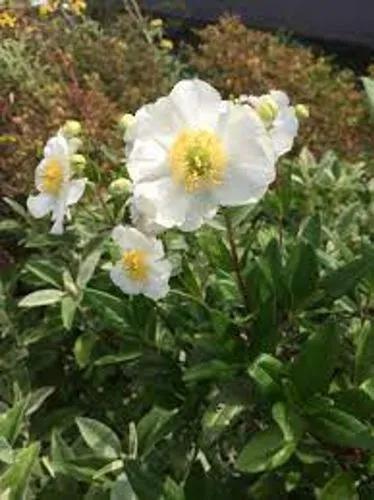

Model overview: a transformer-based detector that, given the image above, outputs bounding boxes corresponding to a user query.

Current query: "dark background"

[139,0,374,50]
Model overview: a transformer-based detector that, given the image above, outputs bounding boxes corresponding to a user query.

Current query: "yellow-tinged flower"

[27,135,87,234]
[110,225,171,300]
[119,113,136,132]
[295,104,310,120]
[62,120,82,138]
[160,38,174,51]
[127,79,276,231]
[0,11,17,29]
[108,178,133,197]
[67,0,86,16]
[248,90,299,160]
[150,18,163,28]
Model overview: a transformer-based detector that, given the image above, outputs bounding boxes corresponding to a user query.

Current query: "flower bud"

[150,18,163,28]
[108,178,133,197]
[62,120,82,137]
[118,113,135,132]
[71,154,86,175]
[257,98,278,124]
[295,104,310,120]
[160,38,174,51]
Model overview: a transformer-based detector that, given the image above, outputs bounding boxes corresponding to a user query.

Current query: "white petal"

[270,90,290,108]
[110,264,142,296]
[27,193,55,218]
[66,179,86,206]
[169,79,223,129]
[111,225,162,258]
[50,198,67,235]
[271,108,299,158]
[134,178,189,229]
[44,135,70,159]
[215,105,275,206]
[179,193,218,231]
[130,194,166,236]
[127,139,169,183]
[144,260,172,300]
[131,96,184,150]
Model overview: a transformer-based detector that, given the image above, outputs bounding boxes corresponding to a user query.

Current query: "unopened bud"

[295,104,310,120]
[150,18,163,28]
[62,120,82,137]
[71,154,86,175]
[108,178,133,197]
[257,97,278,124]
[160,38,174,51]
[118,113,135,132]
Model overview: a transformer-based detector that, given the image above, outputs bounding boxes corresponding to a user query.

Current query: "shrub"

[0,13,176,197]
[189,16,373,157]
[0,109,372,498]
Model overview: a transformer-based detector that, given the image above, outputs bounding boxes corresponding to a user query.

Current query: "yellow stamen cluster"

[122,249,149,282]
[169,129,227,192]
[42,159,64,195]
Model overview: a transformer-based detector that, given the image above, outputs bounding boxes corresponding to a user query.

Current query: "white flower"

[248,90,299,159]
[126,79,275,231]
[130,192,165,236]
[110,225,172,300]
[27,135,86,235]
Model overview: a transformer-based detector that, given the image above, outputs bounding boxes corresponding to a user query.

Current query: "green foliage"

[0,145,372,498]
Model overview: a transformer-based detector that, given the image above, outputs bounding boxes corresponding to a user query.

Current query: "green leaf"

[236,426,294,473]
[19,289,64,308]
[74,333,97,369]
[0,442,40,500]
[287,241,318,308]
[291,324,339,400]
[298,214,321,247]
[355,324,374,384]
[77,247,103,289]
[2,197,28,220]
[61,296,78,331]
[26,387,55,416]
[111,473,137,500]
[320,471,358,500]
[163,477,185,500]
[183,360,234,383]
[322,256,370,299]
[94,351,141,366]
[248,354,284,400]
[137,407,177,458]
[51,430,75,465]
[362,77,374,116]
[24,261,61,288]
[202,402,244,444]
[310,407,374,450]
[0,438,14,465]
[124,462,164,500]
[76,417,121,460]
[272,402,304,443]
[0,400,27,445]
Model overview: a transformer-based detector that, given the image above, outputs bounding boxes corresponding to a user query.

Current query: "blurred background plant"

[189,16,374,158]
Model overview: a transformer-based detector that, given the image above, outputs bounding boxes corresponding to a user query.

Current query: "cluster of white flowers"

[27,79,300,300]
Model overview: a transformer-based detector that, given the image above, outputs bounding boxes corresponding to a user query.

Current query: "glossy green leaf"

[76,417,121,459]
[0,400,27,445]
[0,442,40,500]
[236,426,295,473]
[137,407,177,458]
[291,324,339,399]
[77,246,103,289]
[320,471,358,500]
[74,333,97,369]
[355,324,374,384]
[19,289,64,308]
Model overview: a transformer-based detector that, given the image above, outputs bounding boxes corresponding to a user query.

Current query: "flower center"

[42,159,64,195]
[122,249,149,282]
[169,129,227,192]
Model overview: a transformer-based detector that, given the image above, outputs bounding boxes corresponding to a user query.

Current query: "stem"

[224,211,250,312]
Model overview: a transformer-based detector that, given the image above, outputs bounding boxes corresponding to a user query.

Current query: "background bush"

[0,13,176,197]
[189,16,373,158]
